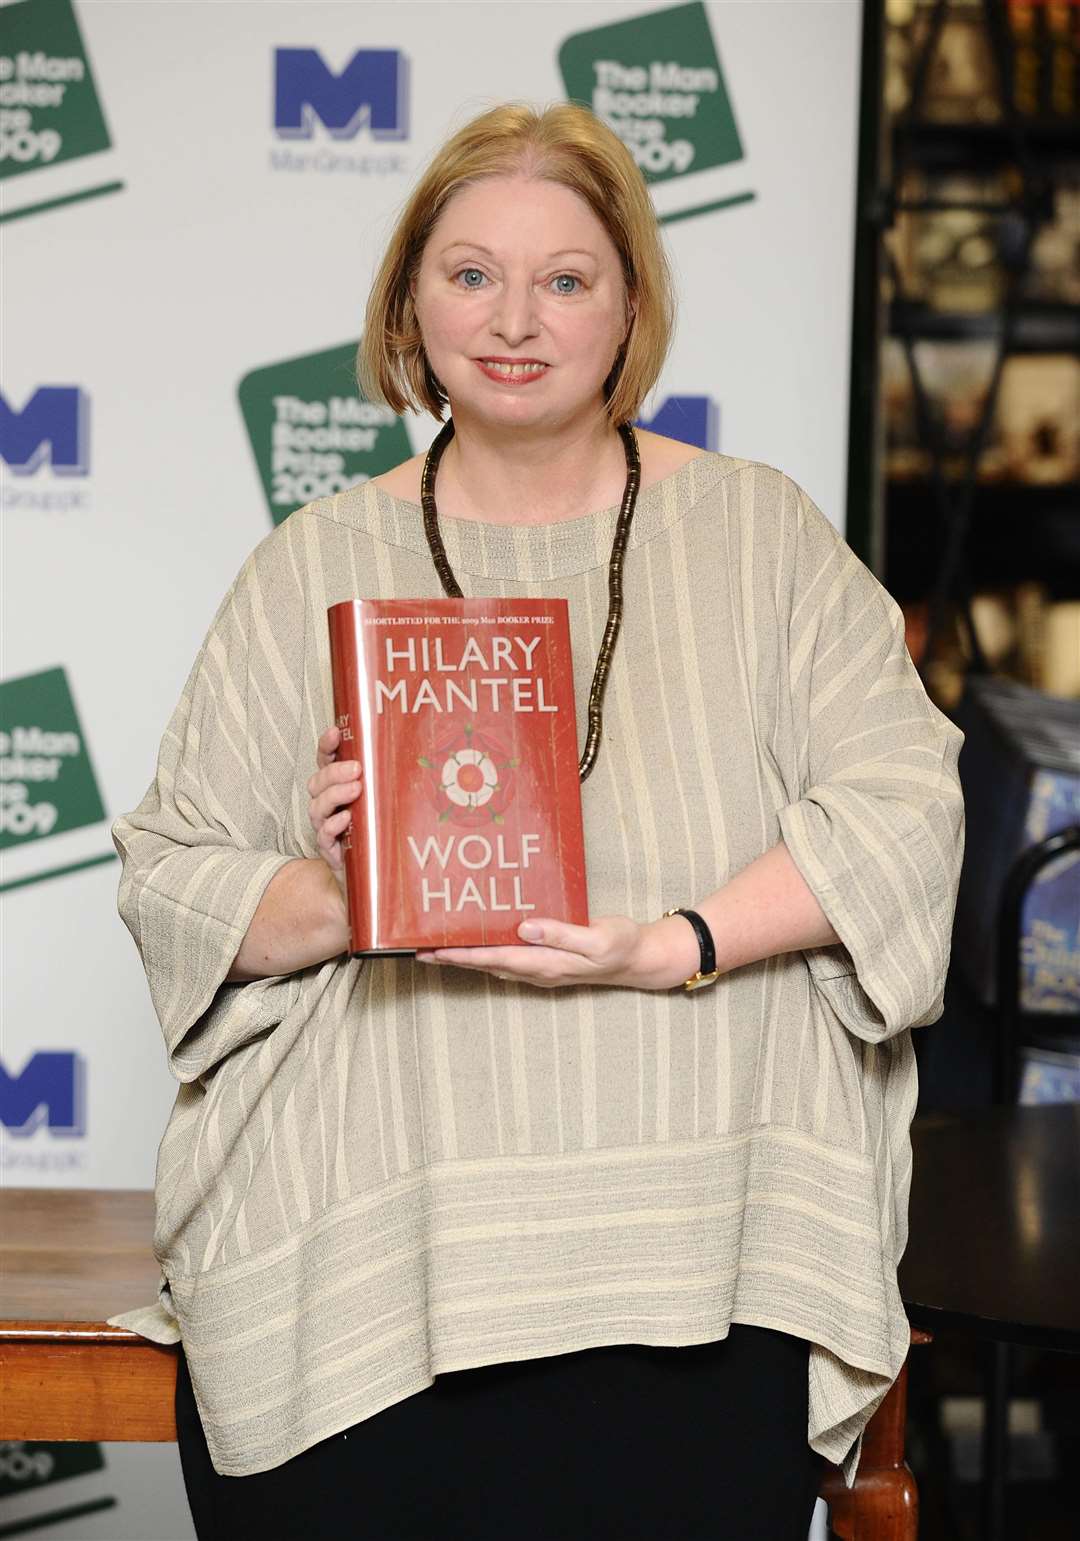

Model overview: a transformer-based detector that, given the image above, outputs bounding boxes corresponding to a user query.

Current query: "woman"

[109,103,965,1539]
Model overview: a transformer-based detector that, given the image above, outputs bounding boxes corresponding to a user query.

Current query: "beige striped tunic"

[108,451,965,1488]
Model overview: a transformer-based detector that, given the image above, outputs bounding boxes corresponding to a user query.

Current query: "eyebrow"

[438,242,597,262]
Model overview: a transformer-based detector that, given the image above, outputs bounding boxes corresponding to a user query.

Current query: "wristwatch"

[662,907,721,991]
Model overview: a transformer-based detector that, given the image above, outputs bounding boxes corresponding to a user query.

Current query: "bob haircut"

[357,101,676,426]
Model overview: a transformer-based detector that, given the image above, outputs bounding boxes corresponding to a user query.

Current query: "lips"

[475,359,550,384]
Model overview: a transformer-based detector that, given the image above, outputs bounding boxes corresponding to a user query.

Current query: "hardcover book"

[327,597,589,954]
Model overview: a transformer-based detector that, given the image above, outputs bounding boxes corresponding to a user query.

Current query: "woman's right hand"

[307,725,362,893]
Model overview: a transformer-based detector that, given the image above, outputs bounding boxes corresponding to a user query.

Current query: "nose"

[489,278,541,348]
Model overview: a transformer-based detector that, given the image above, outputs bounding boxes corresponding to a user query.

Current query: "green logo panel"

[238,343,413,526]
[0,667,106,850]
[0,1441,104,1497]
[0,0,112,183]
[559,0,743,185]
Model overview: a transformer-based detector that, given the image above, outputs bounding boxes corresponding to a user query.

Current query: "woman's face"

[411,174,632,432]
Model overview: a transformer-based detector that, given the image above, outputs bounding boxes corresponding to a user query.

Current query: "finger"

[311,796,358,856]
[307,761,362,799]
[312,750,360,781]
[316,810,347,855]
[315,724,342,769]
[309,786,356,839]
[426,960,532,982]
[314,778,361,823]
[514,918,601,956]
[317,814,351,863]
[420,946,521,970]
[319,831,346,868]
[322,807,353,835]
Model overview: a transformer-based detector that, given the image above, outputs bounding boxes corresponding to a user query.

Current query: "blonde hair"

[357,102,676,425]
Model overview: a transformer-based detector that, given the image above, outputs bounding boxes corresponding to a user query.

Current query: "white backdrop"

[2,2,860,1534]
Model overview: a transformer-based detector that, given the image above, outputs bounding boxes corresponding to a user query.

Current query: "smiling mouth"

[476,359,550,377]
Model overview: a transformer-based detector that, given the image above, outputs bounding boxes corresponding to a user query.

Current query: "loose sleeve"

[775,482,965,1044]
[112,531,310,1083]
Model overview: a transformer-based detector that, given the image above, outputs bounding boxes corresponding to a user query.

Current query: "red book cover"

[326,598,589,954]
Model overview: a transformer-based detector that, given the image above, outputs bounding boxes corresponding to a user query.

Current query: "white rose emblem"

[440,747,500,809]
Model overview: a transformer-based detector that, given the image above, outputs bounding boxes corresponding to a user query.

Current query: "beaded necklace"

[419,416,642,782]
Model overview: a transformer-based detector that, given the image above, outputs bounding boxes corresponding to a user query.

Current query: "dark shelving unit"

[891,116,1080,173]
[886,479,1080,603]
[855,14,1080,1541]
[888,298,1080,351]
[863,0,1080,690]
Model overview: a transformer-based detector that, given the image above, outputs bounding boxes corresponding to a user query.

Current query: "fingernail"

[519,923,543,941]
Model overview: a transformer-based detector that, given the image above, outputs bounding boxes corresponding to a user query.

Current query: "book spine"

[327,601,377,952]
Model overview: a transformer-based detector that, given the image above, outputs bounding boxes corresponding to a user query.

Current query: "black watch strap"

[662,907,720,989]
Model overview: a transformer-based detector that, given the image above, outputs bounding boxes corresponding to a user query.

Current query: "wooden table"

[0,1189,177,1441]
[900,1103,1080,1351]
[898,1103,1080,1541]
[1,1186,926,1539]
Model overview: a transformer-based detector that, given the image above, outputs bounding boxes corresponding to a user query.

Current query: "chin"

[452,382,599,429]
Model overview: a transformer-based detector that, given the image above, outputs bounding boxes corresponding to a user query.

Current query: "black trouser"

[176,1323,829,1540]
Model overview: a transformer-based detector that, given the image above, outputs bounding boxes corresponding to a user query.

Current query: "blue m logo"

[636,395,719,451]
[0,1052,86,1138]
[274,48,409,141]
[0,387,90,475]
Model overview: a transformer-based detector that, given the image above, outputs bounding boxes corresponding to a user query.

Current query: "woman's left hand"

[415,914,695,992]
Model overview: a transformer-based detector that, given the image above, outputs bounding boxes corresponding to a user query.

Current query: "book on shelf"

[327,597,589,955]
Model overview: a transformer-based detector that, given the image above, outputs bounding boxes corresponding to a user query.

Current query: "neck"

[431,407,628,525]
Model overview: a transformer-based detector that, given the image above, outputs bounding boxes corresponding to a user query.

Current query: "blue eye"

[457,268,486,288]
[552,274,581,294]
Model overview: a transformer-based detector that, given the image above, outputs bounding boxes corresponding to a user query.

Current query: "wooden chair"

[0,1189,929,1537]
[819,1326,931,1539]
